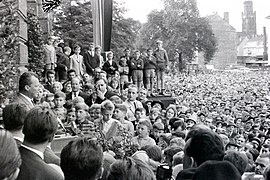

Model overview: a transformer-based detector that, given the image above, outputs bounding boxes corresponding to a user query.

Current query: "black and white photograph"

[1,0,270,179]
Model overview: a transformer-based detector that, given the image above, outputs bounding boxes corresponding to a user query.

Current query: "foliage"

[26,12,45,78]
[53,0,141,57]
[137,0,217,63]
[0,0,20,104]
[53,1,93,50]
[42,0,62,13]
[75,120,138,159]
[111,1,141,58]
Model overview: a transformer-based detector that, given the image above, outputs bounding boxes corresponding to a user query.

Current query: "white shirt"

[13,136,23,143]
[21,144,44,160]
[20,93,34,106]
[72,91,79,99]
[103,119,114,134]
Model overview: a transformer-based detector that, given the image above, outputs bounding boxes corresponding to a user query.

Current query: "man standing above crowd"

[43,36,57,74]
[154,40,169,95]
[123,47,133,82]
[13,72,40,111]
[144,48,157,96]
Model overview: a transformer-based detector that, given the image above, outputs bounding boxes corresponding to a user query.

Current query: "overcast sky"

[116,0,270,35]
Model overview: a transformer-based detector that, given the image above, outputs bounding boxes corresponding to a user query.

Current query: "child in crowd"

[131,119,156,149]
[109,77,121,95]
[154,40,169,95]
[45,93,55,109]
[130,50,144,89]
[53,81,63,94]
[64,108,77,135]
[75,103,94,136]
[149,107,161,124]
[33,85,45,105]
[54,91,67,121]
[118,56,129,91]
[70,45,84,78]
[95,100,122,140]
[144,48,157,96]
[89,104,102,121]
[134,107,148,130]
[102,51,118,83]
[83,84,95,95]
[150,122,165,144]
[114,103,134,136]
[123,85,144,124]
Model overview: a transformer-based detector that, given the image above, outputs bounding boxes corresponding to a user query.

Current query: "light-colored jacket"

[70,54,85,76]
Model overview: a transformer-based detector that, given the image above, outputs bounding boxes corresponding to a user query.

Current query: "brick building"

[200,13,237,69]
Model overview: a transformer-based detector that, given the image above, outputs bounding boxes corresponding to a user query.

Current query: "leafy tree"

[26,12,45,78]
[0,0,20,104]
[53,0,140,56]
[111,1,141,57]
[53,1,93,50]
[137,0,217,64]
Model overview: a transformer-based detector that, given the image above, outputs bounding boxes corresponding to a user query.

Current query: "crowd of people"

[1,38,270,180]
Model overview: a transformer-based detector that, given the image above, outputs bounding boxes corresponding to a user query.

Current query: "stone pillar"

[91,0,104,48]
[36,0,53,37]
[17,0,28,73]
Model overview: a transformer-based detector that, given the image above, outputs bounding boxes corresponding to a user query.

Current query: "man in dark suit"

[66,77,89,102]
[3,103,61,166]
[16,106,63,180]
[83,43,100,76]
[13,72,40,111]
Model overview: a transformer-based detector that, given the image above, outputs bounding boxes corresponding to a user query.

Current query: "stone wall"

[206,14,238,69]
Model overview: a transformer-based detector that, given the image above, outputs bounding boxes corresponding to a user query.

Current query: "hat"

[192,160,241,180]
[153,122,164,130]
[151,100,164,110]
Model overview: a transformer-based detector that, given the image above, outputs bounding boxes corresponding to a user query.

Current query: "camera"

[156,164,172,180]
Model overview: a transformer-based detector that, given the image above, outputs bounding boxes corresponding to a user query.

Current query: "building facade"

[242,0,257,38]
[202,13,237,69]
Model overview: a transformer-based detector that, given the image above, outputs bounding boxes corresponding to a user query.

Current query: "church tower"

[242,0,257,37]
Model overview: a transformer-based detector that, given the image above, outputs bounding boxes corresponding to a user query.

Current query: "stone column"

[36,0,53,37]
[16,0,28,73]
[91,0,104,48]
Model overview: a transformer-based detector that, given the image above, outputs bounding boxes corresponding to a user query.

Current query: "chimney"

[263,27,268,60]
[224,12,229,23]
